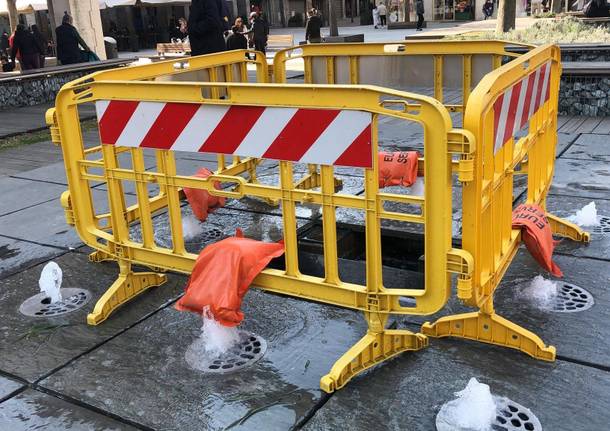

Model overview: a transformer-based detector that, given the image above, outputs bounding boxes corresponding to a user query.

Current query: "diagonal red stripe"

[533,64,547,114]
[520,74,536,129]
[502,81,522,145]
[99,100,139,145]
[139,102,199,149]
[262,109,340,162]
[333,124,372,168]
[493,94,504,146]
[199,106,265,154]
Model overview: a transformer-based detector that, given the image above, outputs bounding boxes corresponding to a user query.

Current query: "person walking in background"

[482,0,494,19]
[188,0,226,55]
[31,25,47,68]
[377,2,387,27]
[372,3,380,28]
[56,12,91,65]
[226,25,247,50]
[415,0,425,31]
[249,11,268,54]
[305,8,322,43]
[0,31,9,57]
[10,24,42,70]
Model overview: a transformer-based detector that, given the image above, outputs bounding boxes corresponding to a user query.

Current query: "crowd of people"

[1,11,94,72]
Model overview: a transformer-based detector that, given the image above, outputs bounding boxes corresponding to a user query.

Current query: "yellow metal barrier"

[48,42,588,392]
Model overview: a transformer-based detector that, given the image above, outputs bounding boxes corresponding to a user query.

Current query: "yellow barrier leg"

[87,260,167,325]
[421,301,556,361]
[320,314,428,393]
[547,213,591,243]
[89,250,115,263]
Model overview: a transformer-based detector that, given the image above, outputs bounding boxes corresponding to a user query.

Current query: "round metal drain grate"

[552,282,594,313]
[185,331,267,374]
[188,228,226,244]
[19,288,91,317]
[592,216,610,235]
[492,397,542,431]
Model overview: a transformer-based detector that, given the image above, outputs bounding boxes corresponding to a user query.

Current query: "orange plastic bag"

[175,229,285,326]
[378,151,419,188]
[183,168,226,222]
[512,204,563,277]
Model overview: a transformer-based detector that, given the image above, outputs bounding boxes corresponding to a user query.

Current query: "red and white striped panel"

[95,101,373,168]
[493,61,552,154]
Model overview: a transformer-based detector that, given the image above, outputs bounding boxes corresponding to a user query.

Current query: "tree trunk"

[7,0,19,33]
[329,0,339,36]
[551,0,563,13]
[496,0,516,34]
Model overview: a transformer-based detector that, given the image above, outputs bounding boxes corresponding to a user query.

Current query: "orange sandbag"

[378,151,419,188]
[512,204,563,277]
[175,229,285,326]
[183,168,226,222]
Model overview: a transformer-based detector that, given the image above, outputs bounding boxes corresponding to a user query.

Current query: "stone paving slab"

[549,159,610,200]
[303,337,610,431]
[0,252,185,382]
[556,132,579,156]
[40,289,368,430]
[546,194,610,261]
[560,133,610,162]
[0,104,95,138]
[404,251,610,368]
[0,376,23,401]
[0,236,66,280]
[0,389,137,430]
[0,177,66,217]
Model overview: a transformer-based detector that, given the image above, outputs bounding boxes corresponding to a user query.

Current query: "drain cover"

[186,227,226,244]
[185,331,267,374]
[552,282,594,313]
[493,397,542,431]
[592,215,610,235]
[19,288,91,318]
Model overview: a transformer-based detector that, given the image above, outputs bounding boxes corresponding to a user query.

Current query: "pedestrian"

[0,30,9,56]
[10,24,41,70]
[482,0,494,19]
[56,12,91,65]
[234,17,246,33]
[305,8,322,43]
[188,0,226,55]
[249,11,268,54]
[226,25,248,50]
[372,3,380,28]
[415,0,425,31]
[377,2,387,27]
[31,25,47,68]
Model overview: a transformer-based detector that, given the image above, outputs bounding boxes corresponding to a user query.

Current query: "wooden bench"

[266,34,295,51]
[157,42,191,58]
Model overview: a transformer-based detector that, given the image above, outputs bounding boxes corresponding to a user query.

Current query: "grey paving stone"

[40,290,368,430]
[0,376,23,401]
[560,133,610,162]
[405,251,610,369]
[0,236,66,280]
[546,194,610,261]
[556,132,579,156]
[11,162,70,186]
[0,389,137,430]
[0,252,185,382]
[302,338,610,431]
[0,177,66,217]
[549,159,610,200]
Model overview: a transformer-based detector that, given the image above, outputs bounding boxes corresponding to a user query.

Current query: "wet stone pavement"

[0,116,609,430]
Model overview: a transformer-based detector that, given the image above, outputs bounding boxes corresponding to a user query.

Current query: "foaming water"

[182,215,204,240]
[567,201,600,227]
[436,378,496,431]
[409,177,425,196]
[520,275,558,310]
[185,308,241,371]
[39,261,62,303]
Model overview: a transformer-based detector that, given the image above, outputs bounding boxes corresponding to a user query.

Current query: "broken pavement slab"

[0,389,138,431]
[39,289,368,430]
[302,337,610,431]
[0,252,185,382]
